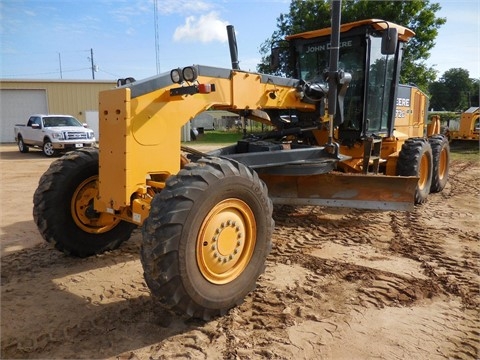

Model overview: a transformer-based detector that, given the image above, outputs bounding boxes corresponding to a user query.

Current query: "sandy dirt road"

[1,144,479,359]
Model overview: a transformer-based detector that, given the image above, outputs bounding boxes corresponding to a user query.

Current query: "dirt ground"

[1,143,479,359]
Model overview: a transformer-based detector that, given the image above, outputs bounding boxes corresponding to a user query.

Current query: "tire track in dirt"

[215,159,479,359]
[1,233,186,359]
[387,160,480,359]
[389,162,480,309]
[2,155,479,359]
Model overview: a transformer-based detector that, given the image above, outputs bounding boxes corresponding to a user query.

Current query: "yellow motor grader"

[447,107,480,142]
[33,2,449,320]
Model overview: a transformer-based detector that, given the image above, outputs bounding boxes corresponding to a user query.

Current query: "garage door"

[85,111,99,141]
[0,89,48,143]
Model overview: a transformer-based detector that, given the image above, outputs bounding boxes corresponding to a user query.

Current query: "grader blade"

[260,173,418,211]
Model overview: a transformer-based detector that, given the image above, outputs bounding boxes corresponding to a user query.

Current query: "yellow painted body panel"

[95,69,316,219]
[394,86,427,139]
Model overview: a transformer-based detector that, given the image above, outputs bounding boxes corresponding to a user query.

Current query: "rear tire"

[17,136,29,153]
[428,135,450,193]
[33,148,137,257]
[141,157,274,320]
[397,138,433,204]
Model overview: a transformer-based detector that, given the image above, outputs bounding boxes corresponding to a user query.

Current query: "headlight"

[182,66,197,82]
[170,68,183,84]
[51,132,65,140]
[87,132,95,139]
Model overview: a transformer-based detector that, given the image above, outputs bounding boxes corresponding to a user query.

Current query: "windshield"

[296,32,397,135]
[297,35,366,131]
[43,116,82,127]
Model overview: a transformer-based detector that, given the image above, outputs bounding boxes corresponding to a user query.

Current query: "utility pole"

[58,52,63,79]
[90,48,95,80]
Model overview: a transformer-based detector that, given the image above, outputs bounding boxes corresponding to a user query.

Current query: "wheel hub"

[212,218,244,262]
[71,175,121,234]
[197,199,256,285]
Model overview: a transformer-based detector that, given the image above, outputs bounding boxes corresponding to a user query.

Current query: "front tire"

[43,139,57,157]
[428,135,450,193]
[397,138,433,204]
[33,148,137,257]
[141,157,274,320]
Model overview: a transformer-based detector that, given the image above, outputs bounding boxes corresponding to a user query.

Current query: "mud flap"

[260,172,418,211]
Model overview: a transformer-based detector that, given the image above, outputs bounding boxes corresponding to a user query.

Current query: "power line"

[1,67,91,78]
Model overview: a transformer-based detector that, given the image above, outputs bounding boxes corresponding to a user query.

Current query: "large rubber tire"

[141,157,274,320]
[397,138,433,204]
[42,139,57,157]
[428,135,450,193]
[33,148,137,257]
[17,136,29,153]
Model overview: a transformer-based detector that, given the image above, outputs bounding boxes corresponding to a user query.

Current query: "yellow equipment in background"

[447,107,480,141]
[33,1,449,320]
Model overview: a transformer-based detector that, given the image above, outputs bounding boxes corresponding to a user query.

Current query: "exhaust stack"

[227,25,240,70]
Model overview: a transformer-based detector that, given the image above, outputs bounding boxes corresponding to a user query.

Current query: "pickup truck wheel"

[397,138,433,204]
[42,139,57,157]
[428,135,450,193]
[141,157,273,320]
[33,148,137,257]
[17,136,29,153]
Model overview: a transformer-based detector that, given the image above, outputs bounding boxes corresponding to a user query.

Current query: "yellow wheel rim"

[197,199,256,285]
[418,153,430,190]
[438,147,448,180]
[71,175,121,233]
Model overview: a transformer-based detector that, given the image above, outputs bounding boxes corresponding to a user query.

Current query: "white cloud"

[173,11,229,43]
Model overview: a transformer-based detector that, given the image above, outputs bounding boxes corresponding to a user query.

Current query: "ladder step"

[362,137,383,174]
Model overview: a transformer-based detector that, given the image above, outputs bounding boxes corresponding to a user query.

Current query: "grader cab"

[33,2,449,320]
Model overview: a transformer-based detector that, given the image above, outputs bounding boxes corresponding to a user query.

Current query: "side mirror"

[32,123,41,129]
[381,27,398,55]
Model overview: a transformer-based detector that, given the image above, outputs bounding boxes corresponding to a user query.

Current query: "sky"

[0,0,479,82]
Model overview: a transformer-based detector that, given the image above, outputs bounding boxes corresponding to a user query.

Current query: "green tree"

[429,68,476,111]
[470,79,479,108]
[428,80,448,111]
[257,0,445,92]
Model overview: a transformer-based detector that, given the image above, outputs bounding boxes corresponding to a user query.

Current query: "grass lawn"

[449,141,479,162]
[185,130,479,163]
[191,130,243,144]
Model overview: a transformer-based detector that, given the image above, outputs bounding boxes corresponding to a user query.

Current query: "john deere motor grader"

[447,107,480,142]
[33,2,449,320]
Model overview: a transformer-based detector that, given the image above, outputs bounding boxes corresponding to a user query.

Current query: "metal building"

[0,79,115,143]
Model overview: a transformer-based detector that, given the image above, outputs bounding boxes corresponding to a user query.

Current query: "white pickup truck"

[14,114,96,157]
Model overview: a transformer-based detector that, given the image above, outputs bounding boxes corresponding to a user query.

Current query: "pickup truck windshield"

[43,116,82,127]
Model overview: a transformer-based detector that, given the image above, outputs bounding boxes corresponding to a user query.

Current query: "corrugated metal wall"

[1,79,193,143]
[1,79,115,123]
